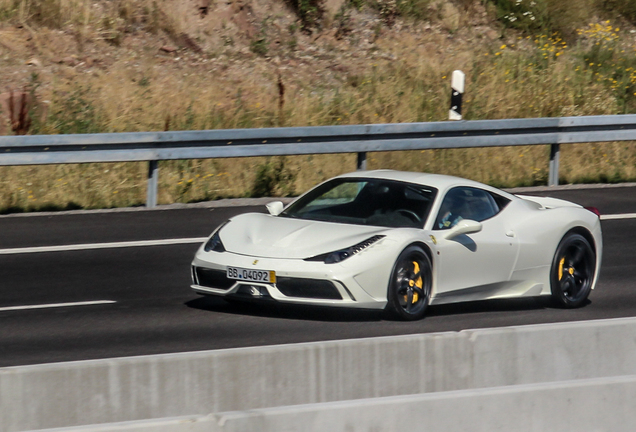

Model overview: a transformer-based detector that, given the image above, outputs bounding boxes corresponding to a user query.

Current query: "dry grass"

[1,0,636,212]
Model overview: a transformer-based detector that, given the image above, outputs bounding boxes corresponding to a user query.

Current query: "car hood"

[219,213,388,259]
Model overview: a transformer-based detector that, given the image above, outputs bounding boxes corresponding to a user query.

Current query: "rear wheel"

[550,233,595,308]
[385,246,432,320]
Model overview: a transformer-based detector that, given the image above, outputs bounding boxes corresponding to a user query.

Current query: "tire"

[385,245,432,320]
[550,232,596,308]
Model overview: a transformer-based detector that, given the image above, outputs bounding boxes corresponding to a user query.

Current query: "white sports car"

[191,170,602,320]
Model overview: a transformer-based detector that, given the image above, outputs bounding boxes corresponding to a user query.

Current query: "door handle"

[506,230,516,238]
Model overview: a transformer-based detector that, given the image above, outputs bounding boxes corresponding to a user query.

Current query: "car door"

[432,187,520,295]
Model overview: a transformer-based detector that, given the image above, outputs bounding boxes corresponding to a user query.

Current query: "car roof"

[336,169,512,196]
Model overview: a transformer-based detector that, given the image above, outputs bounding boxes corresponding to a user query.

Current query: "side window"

[489,191,511,211]
[434,187,502,230]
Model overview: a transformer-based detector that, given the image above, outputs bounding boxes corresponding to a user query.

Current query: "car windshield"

[280,178,437,228]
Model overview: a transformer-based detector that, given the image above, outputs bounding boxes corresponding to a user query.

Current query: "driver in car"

[437,195,463,229]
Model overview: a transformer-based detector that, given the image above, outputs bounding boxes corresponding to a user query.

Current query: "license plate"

[227,266,276,283]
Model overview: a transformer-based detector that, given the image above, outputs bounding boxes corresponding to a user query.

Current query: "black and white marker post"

[449,70,465,121]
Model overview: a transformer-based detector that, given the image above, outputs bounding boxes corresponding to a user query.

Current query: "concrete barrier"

[4,317,636,431]
[25,375,636,432]
[24,416,212,432]
[213,375,636,432]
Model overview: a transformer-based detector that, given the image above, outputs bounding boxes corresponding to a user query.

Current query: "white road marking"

[0,237,207,255]
[601,213,636,220]
[0,300,116,312]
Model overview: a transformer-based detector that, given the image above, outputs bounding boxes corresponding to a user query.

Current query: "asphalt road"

[0,186,634,367]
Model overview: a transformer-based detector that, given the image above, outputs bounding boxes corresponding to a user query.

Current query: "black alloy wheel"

[385,245,432,320]
[550,232,596,308]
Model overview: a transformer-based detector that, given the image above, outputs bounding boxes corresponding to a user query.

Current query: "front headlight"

[203,220,230,252]
[305,235,385,264]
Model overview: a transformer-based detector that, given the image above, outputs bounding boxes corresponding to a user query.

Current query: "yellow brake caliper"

[558,257,565,280]
[404,261,423,304]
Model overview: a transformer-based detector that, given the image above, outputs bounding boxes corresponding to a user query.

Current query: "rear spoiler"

[516,195,601,217]
[515,195,581,209]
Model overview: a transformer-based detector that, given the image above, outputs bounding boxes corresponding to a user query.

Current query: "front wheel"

[385,246,432,321]
[550,233,596,308]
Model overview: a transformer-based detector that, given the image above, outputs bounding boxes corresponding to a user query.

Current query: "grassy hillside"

[0,0,635,212]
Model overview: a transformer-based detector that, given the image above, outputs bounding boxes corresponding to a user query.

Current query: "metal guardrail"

[1,114,636,207]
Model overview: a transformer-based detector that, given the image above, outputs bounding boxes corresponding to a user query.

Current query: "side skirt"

[430,280,545,306]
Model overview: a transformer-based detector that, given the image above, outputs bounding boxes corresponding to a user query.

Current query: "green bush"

[45,86,104,135]
[251,158,296,198]
[578,22,636,112]
[284,0,325,32]
[491,0,599,37]
[602,0,636,23]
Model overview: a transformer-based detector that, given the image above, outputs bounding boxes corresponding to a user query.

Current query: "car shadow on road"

[426,298,545,317]
[185,295,385,322]
[427,297,591,318]
[185,294,583,323]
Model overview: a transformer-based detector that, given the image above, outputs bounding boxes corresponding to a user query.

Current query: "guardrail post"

[146,160,159,208]
[357,152,367,170]
[449,70,465,121]
[548,144,560,186]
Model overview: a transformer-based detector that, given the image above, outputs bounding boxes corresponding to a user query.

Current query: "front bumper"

[191,250,387,310]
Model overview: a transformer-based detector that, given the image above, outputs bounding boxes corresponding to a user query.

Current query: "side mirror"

[441,219,482,240]
[266,201,285,216]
